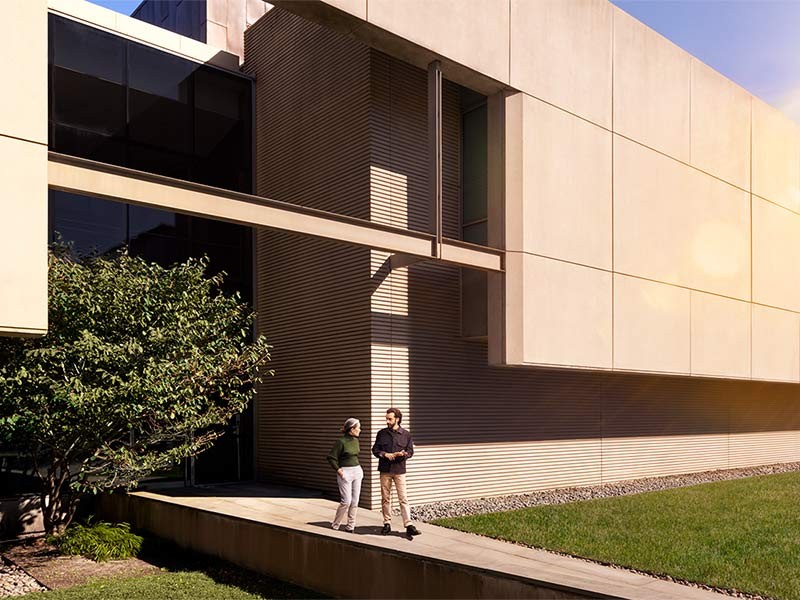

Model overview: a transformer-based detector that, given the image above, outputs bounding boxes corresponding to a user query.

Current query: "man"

[372,407,421,538]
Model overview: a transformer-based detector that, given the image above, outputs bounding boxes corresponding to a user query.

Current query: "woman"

[326,417,363,532]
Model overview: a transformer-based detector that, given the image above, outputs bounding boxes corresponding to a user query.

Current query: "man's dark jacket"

[371,426,414,474]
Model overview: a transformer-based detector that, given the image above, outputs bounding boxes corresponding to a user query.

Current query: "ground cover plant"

[434,471,800,600]
[0,247,272,533]
[12,535,325,600]
[48,521,143,562]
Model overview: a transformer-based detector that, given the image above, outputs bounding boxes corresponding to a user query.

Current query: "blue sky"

[612,0,800,121]
[90,0,141,15]
[90,0,800,120]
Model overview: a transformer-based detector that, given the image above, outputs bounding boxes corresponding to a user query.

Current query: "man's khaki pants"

[380,472,411,527]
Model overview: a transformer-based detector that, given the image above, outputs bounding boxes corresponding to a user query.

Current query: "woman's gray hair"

[342,417,360,433]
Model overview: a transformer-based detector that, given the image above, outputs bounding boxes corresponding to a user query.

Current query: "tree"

[0,247,271,534]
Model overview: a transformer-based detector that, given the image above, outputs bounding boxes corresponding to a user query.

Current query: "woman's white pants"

[333,465,363,530]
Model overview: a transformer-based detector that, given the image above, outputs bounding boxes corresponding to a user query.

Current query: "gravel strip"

[0,556,46,598]
[412,461,800,522]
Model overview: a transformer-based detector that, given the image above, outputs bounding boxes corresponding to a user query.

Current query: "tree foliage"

[0,247,271,533]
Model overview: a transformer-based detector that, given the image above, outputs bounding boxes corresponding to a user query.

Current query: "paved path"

[138,482,729,600]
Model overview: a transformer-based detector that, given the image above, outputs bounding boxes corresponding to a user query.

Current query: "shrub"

[0,248,272,533]
[49,520,143,562]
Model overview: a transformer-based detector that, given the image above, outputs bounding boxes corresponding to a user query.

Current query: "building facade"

[2,0,800,508]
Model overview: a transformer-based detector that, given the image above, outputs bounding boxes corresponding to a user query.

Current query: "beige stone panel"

[751,305,800,382]
[690,291,750,379]
[503,93,525,253]
[208,0,228,24]
[1,0,47,144]
[520,95,612,269]
[510,0,612,128]
[367,0,509,84]
[752,197,800,312]
[614,137,749,299]
[690,59,751,190]
[319,0,367,20]
[687,168,750,300]
[246,0,272,25]
[752,98,800,212]
[613,7,690,161]
[502,252,525,365]
[178,36,240,71]
[0,138,47,335]
[226,0,246,59]
[613,275,690,374]
[48,0,116,31]
[522,255,612,369]
[113,12,183,55]
[614,136,693,288]
[206,20,229,51]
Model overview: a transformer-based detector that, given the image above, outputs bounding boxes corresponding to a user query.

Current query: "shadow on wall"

[383,260,800,446]
[0,495,43,538]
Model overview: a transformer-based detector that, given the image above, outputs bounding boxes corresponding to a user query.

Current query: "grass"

[434,471,800,600]
[22,571,310,599]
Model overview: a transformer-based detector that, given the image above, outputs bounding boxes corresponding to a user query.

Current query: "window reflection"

[50,191,253,304]
[49,192,126,256]
[49,14,252,194]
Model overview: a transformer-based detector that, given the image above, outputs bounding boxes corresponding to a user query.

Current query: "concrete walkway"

[106,483,730,600]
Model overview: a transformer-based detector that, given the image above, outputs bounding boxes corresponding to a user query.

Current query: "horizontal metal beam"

[48,153,503,272]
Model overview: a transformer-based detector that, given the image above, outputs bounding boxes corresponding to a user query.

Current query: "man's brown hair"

[386,407,403,423]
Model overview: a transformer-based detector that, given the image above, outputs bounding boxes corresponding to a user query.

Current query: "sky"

[612,0,800,120]
[89,0,800,121]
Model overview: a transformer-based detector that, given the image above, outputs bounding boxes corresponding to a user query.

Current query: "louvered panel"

[245,10,375,503]
[601,377,732,481]
[244,8,371,219]
[407,441,602,505]
[602,435,729,482]
[254,231,372,502]
[729,433,800,467]
[729,385,800,466]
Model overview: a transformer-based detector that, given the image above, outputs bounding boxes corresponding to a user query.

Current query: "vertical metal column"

[428,60,443,258]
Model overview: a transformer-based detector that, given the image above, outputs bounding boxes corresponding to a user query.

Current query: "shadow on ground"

[138,536,329,599]
[307,521,414,541]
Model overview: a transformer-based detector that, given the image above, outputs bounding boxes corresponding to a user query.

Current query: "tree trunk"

[40,456,79,535]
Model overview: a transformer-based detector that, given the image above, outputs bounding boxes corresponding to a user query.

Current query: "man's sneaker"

[406,524,421,537]
[331,524,340,530]
[381,523,391,535]
[343,526,355,533]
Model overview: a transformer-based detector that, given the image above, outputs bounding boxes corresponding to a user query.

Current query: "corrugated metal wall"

[244,10,375,502]
[246,8,800,509]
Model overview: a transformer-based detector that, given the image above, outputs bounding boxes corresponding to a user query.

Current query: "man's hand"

[337,468,344,478]
[384,452,396,460]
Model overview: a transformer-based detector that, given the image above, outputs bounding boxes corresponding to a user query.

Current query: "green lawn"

[434,471,800,600]
[23,571,318,600]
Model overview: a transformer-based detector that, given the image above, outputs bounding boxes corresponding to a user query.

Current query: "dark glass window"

[128,45,193,156]
[51,16,126,153]
[49,14,252,194]
[462,104,488,231]
[50,192,252,303]
[460,87,488,338]
[50,192,127,256]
